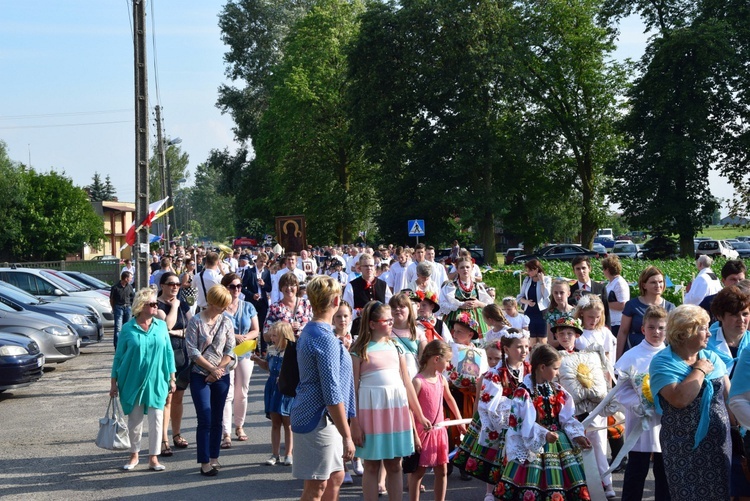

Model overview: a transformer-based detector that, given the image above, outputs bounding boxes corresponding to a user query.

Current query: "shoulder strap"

[199,270,208,297]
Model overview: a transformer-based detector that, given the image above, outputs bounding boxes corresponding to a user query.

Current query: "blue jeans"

[113,305,131,349]
[190,372,230,464]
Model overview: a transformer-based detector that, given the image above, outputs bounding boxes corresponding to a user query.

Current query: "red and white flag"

[121,197,169,249]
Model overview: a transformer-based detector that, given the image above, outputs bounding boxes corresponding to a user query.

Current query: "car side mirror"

[53,289,65,296]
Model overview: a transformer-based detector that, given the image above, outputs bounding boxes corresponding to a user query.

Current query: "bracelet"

[693,367,708,377]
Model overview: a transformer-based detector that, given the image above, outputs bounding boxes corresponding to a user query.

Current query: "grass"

[698,225,750,240]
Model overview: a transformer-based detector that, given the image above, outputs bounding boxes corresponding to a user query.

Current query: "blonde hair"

[350,301,388,362]
[306,275,342,315]
[418,339,451,372]
[131,287,156,317]
[206,284,232,309]
[482,303,510,326]
[268,321,296,351]
[574,295,606,329]
[666,304,709,347]
[549,279,571,310]
[389,292,417,341]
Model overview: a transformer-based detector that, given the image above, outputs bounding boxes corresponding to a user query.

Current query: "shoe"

[173,434,189,448]
[200,466,219,477]
[604,484,616,499]
[352,458,364,476]
[149,464,166,471]
[484,494,495,501]
[611,458,628,474]
[343,472,353,484]
[122,460,139,471]
[221,434,232,449]
[235,427,248,441]
[283,455,293,466]
[210,460,222,470]
[378,486,387,497]
[265,455,280,466]
[160,441,173,457]
[460,470,473,481]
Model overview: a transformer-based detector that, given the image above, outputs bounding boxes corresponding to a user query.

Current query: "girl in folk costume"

[453,331,530,501]
[483,303,511,343]
[408,340,466,501]
[413,290,453,343]
[494,344,592,501]
[439,256,493,339]
[544,279,575,348]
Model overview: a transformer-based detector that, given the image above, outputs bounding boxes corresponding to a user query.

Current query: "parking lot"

[0,330,649,500]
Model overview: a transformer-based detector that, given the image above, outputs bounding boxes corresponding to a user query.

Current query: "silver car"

[0,301,79,364]
[612,243,639,259]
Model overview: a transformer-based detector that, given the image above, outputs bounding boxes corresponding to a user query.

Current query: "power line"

[0,109,131,121]
[0,120,131,130]
[150,0,162,107]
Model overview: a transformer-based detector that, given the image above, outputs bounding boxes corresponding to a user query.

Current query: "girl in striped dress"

[350,301,431,501]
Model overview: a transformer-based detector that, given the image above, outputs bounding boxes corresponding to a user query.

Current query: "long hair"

[549,279,571,311]
[418,339,451,372]
[268,321,295,352]
[482,303,510,327]
[573,294,606,330]
[350,301,388,362]
[389,292,417,341]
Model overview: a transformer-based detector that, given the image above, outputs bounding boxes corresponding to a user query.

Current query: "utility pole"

[154,105,169,250]
[133,0,149,289]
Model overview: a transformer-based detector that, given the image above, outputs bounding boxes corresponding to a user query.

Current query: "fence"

[2,260,121,285]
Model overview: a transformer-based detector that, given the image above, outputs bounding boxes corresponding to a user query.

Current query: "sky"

[0,1,736,213]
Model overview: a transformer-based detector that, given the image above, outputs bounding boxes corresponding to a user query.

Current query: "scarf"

[730,345,750,399]
[707,323,750,373]
[419,318,442,343]
[649,347,727,449]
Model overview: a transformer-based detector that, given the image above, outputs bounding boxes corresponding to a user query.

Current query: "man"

[699,259,747,321]
[224,249,240,274]
[298,249,318,277]
[195,251,223,310]
[327,259,349,286]
[242,251,272,352]
[568,255,610,326]
[120,259,135,284]
[344,254,393,334]
[345,246,360,277]
[405,243,427,284]
[386,246,410,293]
[150,256,172,286]
[426,245,449,288]
[110,271,134,349]
[236,254,252,282]
[684,254,723,306]
[271,252,307,303]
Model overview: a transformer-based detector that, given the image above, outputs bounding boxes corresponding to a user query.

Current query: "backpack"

[277,341,299,397]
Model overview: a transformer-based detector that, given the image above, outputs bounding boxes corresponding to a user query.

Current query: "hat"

[450,312,480,340]
[550,316,583,335]
[239,254,250,262]
[406,289,440,313]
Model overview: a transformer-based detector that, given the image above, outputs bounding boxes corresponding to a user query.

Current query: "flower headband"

[503,328,530,340]
[551,316,583,334]
[452,311,480,332]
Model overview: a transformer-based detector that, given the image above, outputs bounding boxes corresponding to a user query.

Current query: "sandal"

[160,441,173,457]
[221,434,232,449]
[173,434,189,449]
[235,427,248,441]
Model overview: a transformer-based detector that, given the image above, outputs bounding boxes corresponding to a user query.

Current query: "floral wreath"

[550,316,583,335]
[408,289,440,312]
[451,311,479,333]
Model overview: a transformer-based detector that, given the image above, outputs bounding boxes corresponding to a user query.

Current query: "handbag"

[96,397,130,450]
[175,316,233,389]
[277,341,299,397]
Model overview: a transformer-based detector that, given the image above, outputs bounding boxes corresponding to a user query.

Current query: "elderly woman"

[649,304,731,501]
[219,273,259,449]
[407,261,439,295]
[155,272,193,456]
[617,266,676,360]
[439,255,493,339]
[517,258,551,347]
[290,275,356,501]
[263,272,313,339]
[186,285,235,477]
[110,287,175,471]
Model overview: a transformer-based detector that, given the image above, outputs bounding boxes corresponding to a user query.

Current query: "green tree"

[87,173,106,201]
[190,157,236,241]
[148,139,189,203]
[103,174,117,201]
[0,141,27,260]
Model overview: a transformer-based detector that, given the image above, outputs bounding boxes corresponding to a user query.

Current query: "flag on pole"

[121,197,170,250]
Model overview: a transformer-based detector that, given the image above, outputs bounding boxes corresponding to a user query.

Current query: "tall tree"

[148,140,189,203]
[87,172,106,201]
[103,174,117,201]
[0,141,27,260]
[190,156,236,242]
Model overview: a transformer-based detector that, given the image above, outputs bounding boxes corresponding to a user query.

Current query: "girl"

[439,256,493,339]
[409,340,465,501]
[414,290,453,344]
[482,303,511,343]
[517,259,551,347]
[251,322,296,466]
[495,344,591,500]
[391,292,428,379]
[453,332,531,501]
[575,295,617,368]
[544,279,575,348]
[502,297,530,333]
[350,301,430,501]
[333,301,353,350]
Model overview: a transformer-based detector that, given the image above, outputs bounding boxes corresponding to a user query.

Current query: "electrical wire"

[0,121,131,130]
[0,109,131,121]
[150,0,162,108]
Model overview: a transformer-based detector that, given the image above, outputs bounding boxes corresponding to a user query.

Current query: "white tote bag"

[95,397,130,450]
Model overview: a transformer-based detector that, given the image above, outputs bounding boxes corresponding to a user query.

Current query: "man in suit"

[242,251,273,353]
[568,255,611,326]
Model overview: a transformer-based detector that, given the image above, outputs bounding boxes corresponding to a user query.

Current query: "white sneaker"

[265,455,279,466]
[343,472,353,484]
[283,455,293,466]
[604,484,616,498]
[352,458,364,476]
[484,494,495,501]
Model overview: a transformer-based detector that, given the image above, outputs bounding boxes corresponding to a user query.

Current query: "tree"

[0,141,27,260]
[189,156,236,242]
[103,174,117,201]
[87,172,117,201]
[148,139,189,203]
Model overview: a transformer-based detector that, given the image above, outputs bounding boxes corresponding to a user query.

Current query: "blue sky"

[0,1,734,211]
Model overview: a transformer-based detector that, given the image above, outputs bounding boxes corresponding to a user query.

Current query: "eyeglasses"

[376,318,394,324]
[227,284,242,291]
[147,302,159,308]
[164,282,180,287]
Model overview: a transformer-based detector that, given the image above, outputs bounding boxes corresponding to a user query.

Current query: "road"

[0,330,652,500]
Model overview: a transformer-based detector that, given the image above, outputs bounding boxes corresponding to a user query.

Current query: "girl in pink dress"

[409,340,465,501]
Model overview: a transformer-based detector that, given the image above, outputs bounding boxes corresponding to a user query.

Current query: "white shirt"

[386,261,409,292]
[683,267,722,305]
[342,281,393,319]
[577,327,617,369]
[298,258,318,275]
[195,268,223,309]
[427,259,449,288]
[605,275,630,326]
[506,313,530,331]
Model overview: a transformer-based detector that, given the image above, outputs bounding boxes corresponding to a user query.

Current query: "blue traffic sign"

[408,219,425,237]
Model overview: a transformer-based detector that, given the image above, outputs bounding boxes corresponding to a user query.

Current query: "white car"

[614,239,634,246]
[695,240,739,260]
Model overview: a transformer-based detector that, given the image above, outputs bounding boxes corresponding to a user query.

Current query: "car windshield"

[39,271,83,292]
[48,270,93,291]
[65,272,109,289]
[0,281,41,305]
[615,245,636,252]
[733,242,750,249]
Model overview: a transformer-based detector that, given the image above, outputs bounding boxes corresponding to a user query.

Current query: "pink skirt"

[418,425,449,467]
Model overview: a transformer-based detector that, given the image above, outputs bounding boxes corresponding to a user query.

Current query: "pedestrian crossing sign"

[408,219,425,237]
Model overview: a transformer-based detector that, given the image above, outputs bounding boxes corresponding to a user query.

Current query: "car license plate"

[37,356,45,367]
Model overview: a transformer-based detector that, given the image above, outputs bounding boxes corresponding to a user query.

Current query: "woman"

[263,272,312,340]
[407,261,439,296]
[180,258,197,307]
[220,273,260,449]
[649,304,731,501]
[390,292,427,379]
[155,272,193,456]
[516,259,551,347]
[186,285,235,477]
[290,275,356,501]
[602,255,630,338]
[617,266,676,360]
[109,288,175,471]
[439,256,493,339]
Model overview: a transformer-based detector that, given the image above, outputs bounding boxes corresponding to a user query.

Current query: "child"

[453,332,530,501]
[614,305,670,501]
[502,297,530,332]
[482,303,511,343]
[575,295,617,369]
[414,290,453,343]
[495,344,592,499]
[544,279,575,347]
[250,322,296,466]
[350,301,430,501]
[409,340,466,501]
[333,301,353,350]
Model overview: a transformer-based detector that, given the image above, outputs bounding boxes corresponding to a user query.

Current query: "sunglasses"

[164,282,180,287]
[147,302,159,308]
[227,284,242,290]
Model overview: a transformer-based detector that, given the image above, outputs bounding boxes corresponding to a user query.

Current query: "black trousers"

[621,451,670,501]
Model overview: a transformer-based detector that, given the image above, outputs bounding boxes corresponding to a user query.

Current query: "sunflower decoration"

[635,372,655,407]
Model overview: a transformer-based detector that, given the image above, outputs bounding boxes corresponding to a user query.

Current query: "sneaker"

[352,458,364,476]
[343,472,353,484]
[604,484,616,499]
[283,455,293,466]
[265,455,280,466]
[484,494,495,501]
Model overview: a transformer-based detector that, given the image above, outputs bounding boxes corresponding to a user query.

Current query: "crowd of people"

[107,242,750,501]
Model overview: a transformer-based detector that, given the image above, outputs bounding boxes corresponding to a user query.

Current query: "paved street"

[0,330,652,500]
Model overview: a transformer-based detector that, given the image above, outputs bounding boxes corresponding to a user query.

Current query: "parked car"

[593,236,615,249]
[0,301,79,364]
[504,248,525,265]
[614,239,634,246]
[695,239,739,260]
[736,236,750,242]
[612,243,639,259]
[729,241,750,258]
[592,243,608,257]
[435,248,485,266]
[59,271,111,291]
[91,255,121,263]
[512,244,600,264]
[0,331,44,392]
[0,281,102,346]
[0,268,114,327]
[44,269,110,299]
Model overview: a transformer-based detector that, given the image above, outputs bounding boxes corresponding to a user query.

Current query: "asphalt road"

[0,330,653,500]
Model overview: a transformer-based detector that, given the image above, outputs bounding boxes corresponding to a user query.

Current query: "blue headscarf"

[649,347,727,449]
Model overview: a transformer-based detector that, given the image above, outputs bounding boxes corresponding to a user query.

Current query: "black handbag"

[277,341,299,397]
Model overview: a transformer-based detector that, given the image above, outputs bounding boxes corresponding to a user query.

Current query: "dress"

[440,280,491,338]
[495,376,589,501]
[658,378,731,501]
[264,347,294,418]
[524,281,546,338]
[452,362,530,484]
[353,340,414,460]
[414,373,449,467]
